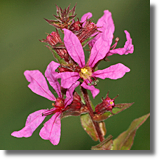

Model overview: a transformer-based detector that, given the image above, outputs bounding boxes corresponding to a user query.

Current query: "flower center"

[42,98,65,116]
[55,98,65,109]
[109,101,114,106]
[81,68,88,74]
[79,66,92,80]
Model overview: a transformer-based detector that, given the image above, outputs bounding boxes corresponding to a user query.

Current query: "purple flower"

[11,61,79,145]
[57,28,130,98]
[82,10,134,57]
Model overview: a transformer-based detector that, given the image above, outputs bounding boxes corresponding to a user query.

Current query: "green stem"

[80,86,104,142]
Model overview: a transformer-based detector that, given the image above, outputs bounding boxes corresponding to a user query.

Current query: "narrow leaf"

[46,45,67,65]
[112,113,150,150]
[80,114,99,141]
[81,36,97,47]
[93,103,134,122]
[112,103,134,115]
[91,135,113,150]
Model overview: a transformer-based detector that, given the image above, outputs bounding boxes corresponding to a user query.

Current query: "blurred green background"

[0,0,150,150]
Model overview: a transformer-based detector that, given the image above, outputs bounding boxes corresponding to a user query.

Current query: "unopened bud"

[58,67,72,72]
[41,31,70,62]
[41,31,62,46]
[95,92,118,114]
[77,20,98,43]
[70,20,82,31]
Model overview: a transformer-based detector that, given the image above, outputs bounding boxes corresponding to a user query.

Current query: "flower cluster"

[11,5,134,146]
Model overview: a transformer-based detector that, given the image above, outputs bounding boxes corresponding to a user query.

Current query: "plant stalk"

[81,86,104,142]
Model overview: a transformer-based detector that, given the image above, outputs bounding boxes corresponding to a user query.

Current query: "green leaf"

[80,114,99,141]
[46,45,67,65]
[81,36,96,47]
[113,103,134,114]
[112,113,150,150]
[93,103,134,122]
[91,135,113,150]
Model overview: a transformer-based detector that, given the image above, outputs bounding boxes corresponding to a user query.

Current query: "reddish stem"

[81,86,104,142]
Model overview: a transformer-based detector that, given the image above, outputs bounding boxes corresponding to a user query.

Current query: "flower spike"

[44,4,77,29]
[11,4,138,149]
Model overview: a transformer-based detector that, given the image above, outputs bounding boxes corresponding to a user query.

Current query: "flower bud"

[41,31,70,62]
[95,92,118,114]
[47,32,62,45]
[58,67,72,72]
[77,20,98,44]
[61,92,89,118]
[70,20,82,31]
[68,92,82,110]
[41,31,62,46]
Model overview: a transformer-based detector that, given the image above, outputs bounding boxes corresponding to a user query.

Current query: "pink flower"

[11,61,79,145]
[57,29,130,98]
[82,10,134,57]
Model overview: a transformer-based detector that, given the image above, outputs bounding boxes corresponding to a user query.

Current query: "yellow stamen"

[110,101,114,105]
[81,68,88,74]
[79,66,92,80]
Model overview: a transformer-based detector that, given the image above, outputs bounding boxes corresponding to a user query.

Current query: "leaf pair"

[91,113,150,150]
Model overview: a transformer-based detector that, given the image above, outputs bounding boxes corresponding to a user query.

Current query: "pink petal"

[89,10,115,67]
[45,61,62,98]
[93,63,130,80]
[108,30,134,56]
[81,12,92,23]
[39,113,61,145]
[124,30,134,54]
[63,29,85,68]
[96,10,115,34]
[11,109,46,138]
[81,12,92,27]
[24,70,56,101]
[89,36,111,68]
[81,81,99,98]
[57,71,80,89]
[65,81,80,107]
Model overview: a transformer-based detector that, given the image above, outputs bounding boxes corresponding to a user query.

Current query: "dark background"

[0,0,150,150]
